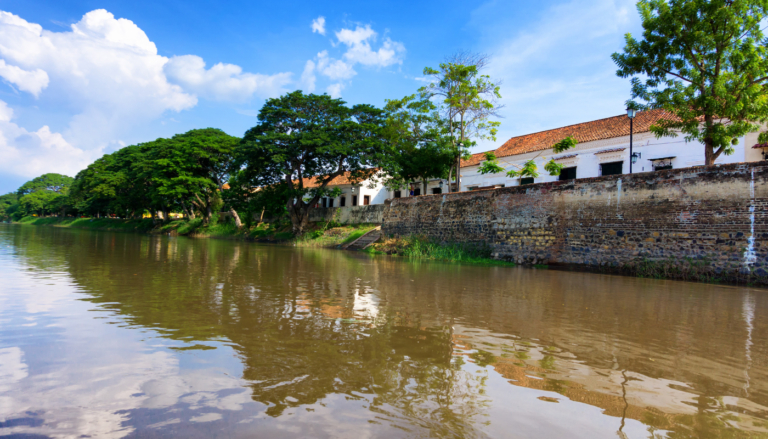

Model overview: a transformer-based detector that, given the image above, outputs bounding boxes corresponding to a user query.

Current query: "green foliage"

[381,94,455,191]
[419,52,503,190]
[17,173,73,197]
[373,235,515,266]
[479,136,578,180]
[552,136,578,153]
[0,192,18,221]
[69,128,240,223]
[612,0,768,165]
[236,91,387,234]
[478,152,505,175]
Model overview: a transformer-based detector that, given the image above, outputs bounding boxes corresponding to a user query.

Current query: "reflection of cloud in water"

[0,255,252,439]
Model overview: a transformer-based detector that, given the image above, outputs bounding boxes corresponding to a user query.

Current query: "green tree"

[382,94,455,194]
[420,52,503,192]
[612,0,768,166]
[0,192,18,221]
[17,173,74,197]
[478,136,578,180]
[18,190,63,217]
[236,91,387,234]
[144,129,241,225]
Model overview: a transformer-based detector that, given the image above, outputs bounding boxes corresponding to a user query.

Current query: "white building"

[458,109,765,190]
[305,170,390,208]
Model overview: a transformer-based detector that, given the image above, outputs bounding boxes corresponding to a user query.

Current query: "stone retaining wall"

[309,205,386,224]
[382,162,768,280]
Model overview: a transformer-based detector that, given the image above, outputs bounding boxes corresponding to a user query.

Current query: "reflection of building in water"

[452,325,768,435]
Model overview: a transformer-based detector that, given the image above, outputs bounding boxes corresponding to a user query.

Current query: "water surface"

[1,224,767,438]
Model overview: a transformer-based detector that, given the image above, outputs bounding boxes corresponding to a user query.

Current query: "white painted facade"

[317,179,391,208]
[459,130,764,190]
[315,125,767,205]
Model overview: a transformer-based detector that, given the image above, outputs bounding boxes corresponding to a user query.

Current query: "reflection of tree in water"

[8,225,768,438]
[13,229,491,436]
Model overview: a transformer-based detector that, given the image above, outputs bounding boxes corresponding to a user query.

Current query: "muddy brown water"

[1,223,767,438]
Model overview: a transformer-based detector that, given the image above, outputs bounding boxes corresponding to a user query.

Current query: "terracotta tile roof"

[753,143,768,149]
[553,154,578,160]
[461,109,672,167]
[298,168,379,189]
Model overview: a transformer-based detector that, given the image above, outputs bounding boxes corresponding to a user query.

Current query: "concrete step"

[344,227,382,250]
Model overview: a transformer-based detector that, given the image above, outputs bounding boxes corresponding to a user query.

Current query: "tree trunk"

[204,203,212,225]
[448,167,454,193]
[162,208,170,222]
[229,207,242,228]
[289,204,310,235]
[422,179,428,196]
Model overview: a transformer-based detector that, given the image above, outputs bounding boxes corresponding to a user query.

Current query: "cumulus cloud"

[0,9,197,179]
[164,55,292,102]
[316,50,356,81]
[306,24,405,97]
[326,83,344,98]
[336,25,405,67]
[311,16,326,35]
[0,60,48,97]
[0,9,295,184]
[0,100,96,179]
[299,60,316,93]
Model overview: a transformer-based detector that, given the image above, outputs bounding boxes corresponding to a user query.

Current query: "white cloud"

[336,25,405,67]
[316,50,356,81]
[0,100,96,179]
[0,9,296,182]
[299,60,316,93]
[311,16,326,35]
[470,0,639,152]
[0,9,197,179]
[326,82,344,98]
[164,55,292,102]
[0,60,48,97]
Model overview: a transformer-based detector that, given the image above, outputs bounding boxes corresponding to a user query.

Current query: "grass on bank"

[369,235,515,266]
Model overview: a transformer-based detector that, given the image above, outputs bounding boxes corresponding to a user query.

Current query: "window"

[328,198,334,207]
[352,195,358,206]
[559,167,577,181]
[468,186,479,191]
[520,177,534,185]
[321,198,327,208]
[394,190,401,198]
[363,195,370,205]
[600,161,623,176]
[651,158,674,171]
[432,188,442,194]
[413,188,421,196]
[340,196,346,207]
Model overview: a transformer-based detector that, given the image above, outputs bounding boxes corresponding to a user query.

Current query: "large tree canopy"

[70,128,241,223]
[236,91,387,234]
[17,173,73,197]
[612,0,768,165]
[381,94,455,194]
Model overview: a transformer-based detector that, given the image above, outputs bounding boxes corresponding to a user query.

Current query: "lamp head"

[631,152,641,164]
[626,107,637,119]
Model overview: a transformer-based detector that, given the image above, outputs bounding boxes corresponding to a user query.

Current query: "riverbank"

[9,216,512,266]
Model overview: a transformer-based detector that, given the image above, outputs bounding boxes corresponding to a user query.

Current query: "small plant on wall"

[477,136,578,179]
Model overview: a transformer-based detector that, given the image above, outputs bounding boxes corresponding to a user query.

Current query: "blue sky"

[0,0,641,193]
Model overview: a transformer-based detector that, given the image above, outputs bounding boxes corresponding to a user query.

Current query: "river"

[0,224,766,438]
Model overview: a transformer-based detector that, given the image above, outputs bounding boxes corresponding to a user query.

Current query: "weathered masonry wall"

[309,205,386,224]
[382,162,768,280]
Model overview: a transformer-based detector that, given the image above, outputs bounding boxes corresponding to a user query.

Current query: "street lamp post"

[626,108,637,173]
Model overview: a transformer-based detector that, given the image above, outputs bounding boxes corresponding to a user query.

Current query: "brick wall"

[382,162,768,281]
